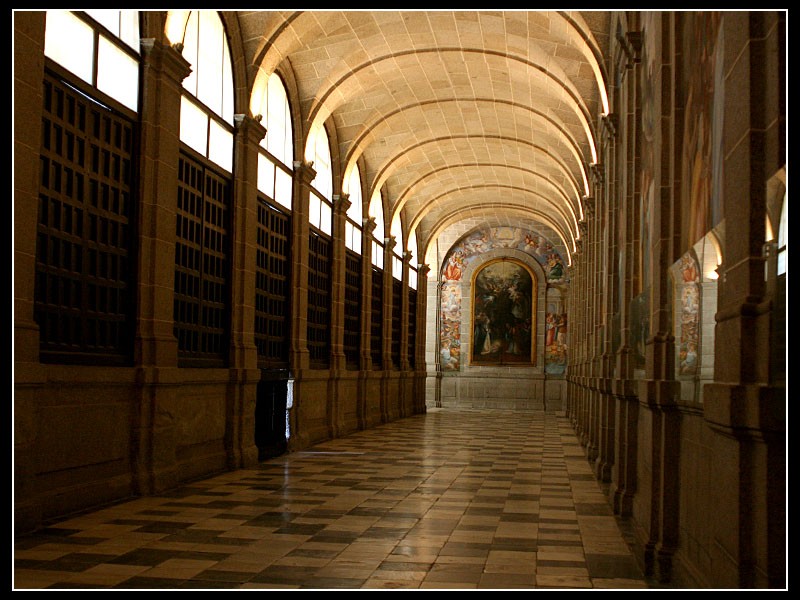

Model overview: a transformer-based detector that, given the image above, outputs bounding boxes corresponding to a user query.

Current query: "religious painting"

[439,281,462,371]
[471,259,535,366]
[544,288,568,375]
[677,253,700,376]
[681,11,723,250]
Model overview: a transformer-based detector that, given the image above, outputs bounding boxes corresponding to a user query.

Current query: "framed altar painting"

[471,259,536,366]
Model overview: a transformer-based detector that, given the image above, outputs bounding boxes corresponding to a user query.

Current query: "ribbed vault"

[237,10,610,266]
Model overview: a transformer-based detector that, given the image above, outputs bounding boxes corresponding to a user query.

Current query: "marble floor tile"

[14,409,651,591]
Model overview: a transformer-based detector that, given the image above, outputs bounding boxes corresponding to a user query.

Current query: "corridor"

[14,408,651,590]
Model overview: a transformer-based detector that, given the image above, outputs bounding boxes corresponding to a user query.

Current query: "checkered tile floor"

[14,408,651,590]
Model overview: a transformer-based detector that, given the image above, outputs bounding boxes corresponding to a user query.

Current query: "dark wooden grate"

[370,266,383,369]
[173,151,231,367]
[255,198,291,368]
[344,248,362,369]
[35,73,135,364]
[307,229,331,367]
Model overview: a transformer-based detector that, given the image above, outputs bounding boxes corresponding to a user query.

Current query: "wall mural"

[677,253,700,376]
[472,259,535,365]
[545,287,568,375]
[682,11,724,250]
[438,226,568,372]
[632,12,658,371]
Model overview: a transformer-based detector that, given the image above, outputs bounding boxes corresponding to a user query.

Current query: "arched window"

[36,11,141,363]
[306,121,333,234]
[256,72,293,210]
[408,229,418,290]
[370,192,385,269]
[345,166,364,254]
[343,165,365,368]
[369,191,386,367]
[168,10,234,366]
[252,72,294,368]
[44,10,140,112]
[169,10,234,172]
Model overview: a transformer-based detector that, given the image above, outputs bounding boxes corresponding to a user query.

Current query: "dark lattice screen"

[344,249,362,369]
[174,152,231,366]
[391,278,402,367]
[370,266,383,368]
[255,198,291,368]
[408,287,417,368]
[307,230,331,367]
[35,72,135,364]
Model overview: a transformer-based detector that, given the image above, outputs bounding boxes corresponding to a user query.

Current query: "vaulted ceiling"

[236,10,612,266]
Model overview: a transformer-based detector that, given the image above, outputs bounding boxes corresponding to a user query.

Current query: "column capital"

[365,216,377,235]
[293,160,317,184]
[233,114,267,145]
[386,236,397,252]
[333,193,352,215]
[418,264,431,278]
[140,38,192,82]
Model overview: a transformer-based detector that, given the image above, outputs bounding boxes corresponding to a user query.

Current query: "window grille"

[370,266,384,369]
[35,72,136,364]
[391,278,402,367]
[408,287,417,368]
[344,248,362,369]
[307,230,331,367]
[255,198,291,368]
[173,151,230,366]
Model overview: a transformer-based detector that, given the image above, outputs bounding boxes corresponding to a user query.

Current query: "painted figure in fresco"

[556,313,568,347]
[547,253,564,281]
[472,261,533,364]
[443,251,463,281]
[473,312,492,355]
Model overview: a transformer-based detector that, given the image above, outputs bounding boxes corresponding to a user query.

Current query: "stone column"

[225,113,266,470]
[329,194,351,372]
[400,251,413,371]
[703,11,785,589]
[286,160,315,450]
[415,264,431,414]
[636,14,681,582]
[356,217,377,429]
[132,38,192,495]
[597,112,619,483]
[13,11,46,532]
[328,193,351,437]
[288,161,316,373]
[383,236,397,371]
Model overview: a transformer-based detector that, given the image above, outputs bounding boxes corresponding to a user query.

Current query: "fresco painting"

[678,253,700,376]
[682,12,723,250]
[471,260,535,365]
[438,226,568,371]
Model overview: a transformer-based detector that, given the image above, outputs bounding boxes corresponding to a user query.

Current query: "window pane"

[393,255,403,280]
[85,10,118,35]
[409,269,417,290]
[275,167,293,210]
[208,119,233,172]
[118,11,140,50]
[221,37,234,122]
[180,96,208,156]
[372,241,384,268]
[97,37,139,111]
[309,194,321,230]
[257,154,275,198]
[181,11,199,96]
[347,166,363,223]
[369,193,384,238]
[320,200,332,235]
[266,73,293,167]
[45,11,94,85]
[197,13,224,116]
[85,10,139,51]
